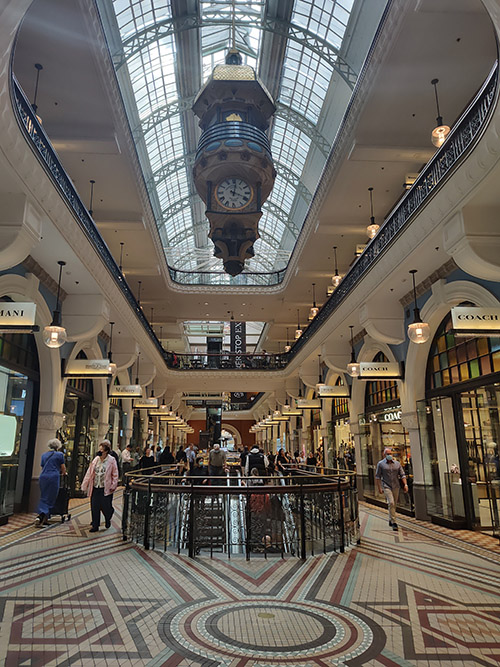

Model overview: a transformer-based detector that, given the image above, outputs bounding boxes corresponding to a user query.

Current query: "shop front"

[59,375,99,497]
[330,391,354,470]
[0,332,39,522]
[359,353,413,515]
[417,311,500,536]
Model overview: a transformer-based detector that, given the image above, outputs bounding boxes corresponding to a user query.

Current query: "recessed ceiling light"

[204,302,209,305]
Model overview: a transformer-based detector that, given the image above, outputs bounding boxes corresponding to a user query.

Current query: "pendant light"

[407,269,431,344]
[284,327,291,353]
[119,242,125,272]
[331,246,342,288]
[107,321,117,375]
[346,325,360,378]
[88,180,95,217]
[309,283,319,320]
[366,187,379,239]
[295,309,303,339]
[31,63,43,124]
[43,261,67,348]
[431,79,450,148]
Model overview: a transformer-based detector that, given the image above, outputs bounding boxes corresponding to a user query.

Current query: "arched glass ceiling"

[99,0,384,284]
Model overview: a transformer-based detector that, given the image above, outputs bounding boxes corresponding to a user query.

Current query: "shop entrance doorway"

[459,386,500,535]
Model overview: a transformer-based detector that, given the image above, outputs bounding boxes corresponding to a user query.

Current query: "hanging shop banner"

[317,384,350,398]
[230,321,246,369]
[296,398,321,409]
[133,397,158,408]
[451,306,500,335]
[0,302,36,327]
[108,384,142,397]
[65,359,114,377]
[359,362,402,380]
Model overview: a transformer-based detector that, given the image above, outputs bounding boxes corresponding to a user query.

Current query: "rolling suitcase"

[51,475,72,523]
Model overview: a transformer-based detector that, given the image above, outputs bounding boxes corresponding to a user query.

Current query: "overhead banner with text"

[451,306,500,336]
[230,321,246,369]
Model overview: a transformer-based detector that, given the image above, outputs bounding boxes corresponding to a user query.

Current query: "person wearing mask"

[36,438,66,526]
[208,443,227,478]
[188,456,207,485]
[375,447,408,531]
[138,446,156,469]
[82,442,119,533]
[245,446,268,476]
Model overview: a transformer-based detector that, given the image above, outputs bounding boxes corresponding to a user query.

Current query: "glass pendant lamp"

[407,269,431,344]
[43,260,67,348]
[346,325,360,377]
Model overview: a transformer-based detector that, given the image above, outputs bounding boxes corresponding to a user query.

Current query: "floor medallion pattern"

[0,495,499,665]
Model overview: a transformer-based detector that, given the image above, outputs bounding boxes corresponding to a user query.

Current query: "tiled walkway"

[1,494,500,666]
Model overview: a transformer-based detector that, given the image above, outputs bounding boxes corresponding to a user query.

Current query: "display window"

[330,378,353,470]
[0,330,39,520]
[417,312,500,535]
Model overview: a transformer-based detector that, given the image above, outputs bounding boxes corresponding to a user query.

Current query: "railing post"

[188,480,195,558]
[300,481,306,560]
[122,476,130,542]
[245,488,251,561]
[338,478,345,554]
[144,479,151,550]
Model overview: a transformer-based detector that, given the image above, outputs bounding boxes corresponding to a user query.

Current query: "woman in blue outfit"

[37,438,66,526]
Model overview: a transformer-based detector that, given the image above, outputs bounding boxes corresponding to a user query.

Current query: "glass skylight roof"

[98,0,383,284]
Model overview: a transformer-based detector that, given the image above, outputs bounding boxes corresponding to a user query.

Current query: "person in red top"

[82,442,119,533]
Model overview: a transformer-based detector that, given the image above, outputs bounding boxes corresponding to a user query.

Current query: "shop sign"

[382,410,402,422]
[133,397,158,408]
[317,384,350,397]
[0,302,38,332]
[108,384,142,397]
[65,359,114,376]
[451,306,500,335]
[359,362,402,379]
[296,398,321,409]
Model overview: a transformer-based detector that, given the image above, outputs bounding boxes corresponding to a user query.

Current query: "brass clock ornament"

[192,49,276,276]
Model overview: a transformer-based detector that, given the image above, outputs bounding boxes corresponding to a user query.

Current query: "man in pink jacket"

[82,441,119,532]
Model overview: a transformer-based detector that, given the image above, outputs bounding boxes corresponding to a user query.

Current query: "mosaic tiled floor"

[1,495,500,666]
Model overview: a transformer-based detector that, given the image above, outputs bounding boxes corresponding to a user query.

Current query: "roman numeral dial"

[215,178,253,211]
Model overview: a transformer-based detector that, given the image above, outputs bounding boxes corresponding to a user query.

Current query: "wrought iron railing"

[167,266,286,286]
[165,351,287,370]
[10,59,498,368]
[10,75,166,358]
[122,466,359,559]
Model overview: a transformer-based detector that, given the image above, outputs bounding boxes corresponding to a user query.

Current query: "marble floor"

[1,493,499,666]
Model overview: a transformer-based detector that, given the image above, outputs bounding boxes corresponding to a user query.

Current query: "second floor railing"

[11,59,499,369]
[165,351,288,370]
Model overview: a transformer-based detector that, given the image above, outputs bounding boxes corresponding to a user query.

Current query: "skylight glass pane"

[292,0,353,49]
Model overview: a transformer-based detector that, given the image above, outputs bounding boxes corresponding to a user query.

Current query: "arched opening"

[416,310,500,535]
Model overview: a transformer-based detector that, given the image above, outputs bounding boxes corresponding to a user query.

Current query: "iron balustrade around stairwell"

[10,60,498,367]
[167,266,287,286]
[122,465,359,560]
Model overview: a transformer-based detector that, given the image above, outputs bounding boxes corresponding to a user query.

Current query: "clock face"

[215,178,253,210]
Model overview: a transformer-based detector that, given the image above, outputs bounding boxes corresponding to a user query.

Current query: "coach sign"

[359,362,402,380]
[451,306,500,335]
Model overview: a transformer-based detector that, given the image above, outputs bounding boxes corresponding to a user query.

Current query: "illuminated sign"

[317,384,350,397]
[0,303,38,332]
[296,398,321,409]
[133,397,159,408]
[108,384,142,397]
[65,359,115,377]
[451,307,500,335]
[359,362,402,379]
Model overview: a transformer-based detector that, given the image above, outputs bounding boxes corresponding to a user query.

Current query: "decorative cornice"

[399,259,458,307]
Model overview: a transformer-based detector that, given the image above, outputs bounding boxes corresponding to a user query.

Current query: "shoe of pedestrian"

[105,520,111,529]
[89,527,99,533]
[36,513,45,526]
[392,523,398,531]
[388,520,393,527]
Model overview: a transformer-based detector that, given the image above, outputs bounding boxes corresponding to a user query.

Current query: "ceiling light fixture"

[31,63,43,123]
[431,78,450,148]
[43,261,67,348]
[407,269,431,344]
[309,283,319,320]
[295,309,303,339]
[331,246,342,288]
[366,187,379,239]
[107,321,117,375]
[347,325,360,378]
[284,327,291,353]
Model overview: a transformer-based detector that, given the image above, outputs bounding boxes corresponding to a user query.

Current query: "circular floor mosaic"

[159,598,385,664]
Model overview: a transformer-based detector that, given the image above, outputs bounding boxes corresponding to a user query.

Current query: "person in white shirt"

[121,444,133,482]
